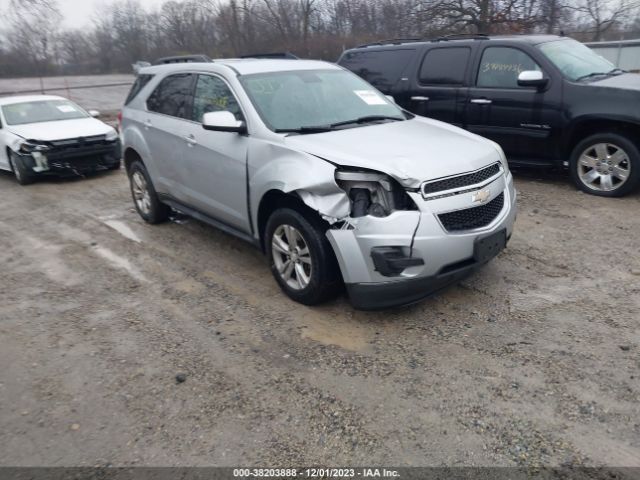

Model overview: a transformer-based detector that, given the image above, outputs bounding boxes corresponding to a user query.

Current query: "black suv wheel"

[128,160,170,224]
[570,133,640,197]
[265,208,341,305]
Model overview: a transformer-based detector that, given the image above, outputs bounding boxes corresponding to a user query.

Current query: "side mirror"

[202,111,247,133]
[517,70,548,89]
[88,109,101,118]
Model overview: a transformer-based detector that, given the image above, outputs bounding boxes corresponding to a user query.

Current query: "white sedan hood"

[285,117,502,188]
[8,117,114,141]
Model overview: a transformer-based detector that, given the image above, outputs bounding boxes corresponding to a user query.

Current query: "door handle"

[470,98,492,105]
[185,134,197,146]
[411,96,430,102]
[144,119,152,130]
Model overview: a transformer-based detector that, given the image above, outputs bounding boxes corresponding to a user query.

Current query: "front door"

[180,74,250,233]
[464,46,560,163]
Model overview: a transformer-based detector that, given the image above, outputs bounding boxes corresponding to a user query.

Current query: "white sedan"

[0,95,121,185]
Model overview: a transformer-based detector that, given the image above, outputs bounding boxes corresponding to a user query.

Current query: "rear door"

[407,46,472,126]
[338,48,416,105]
[144,73,196,199]
[464,45,561,163]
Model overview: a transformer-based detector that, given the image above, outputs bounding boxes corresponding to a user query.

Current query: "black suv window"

[192,75,243,123]
[339,49,415,92]
[419,47,470,85]
[125,74,154,105]
[147,73,195,118]
[477,47,541,88]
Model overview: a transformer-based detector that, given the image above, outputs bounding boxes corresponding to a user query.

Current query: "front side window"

[240,69,405,132]
[419,47,471,85]
[477,47,542,88]
[192,75,243,123]
[1,100,88,126]
[147,73,194,118]
[538,38,615,81]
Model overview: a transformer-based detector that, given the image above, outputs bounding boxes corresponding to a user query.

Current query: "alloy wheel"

[271,224,313,290]
[578,143,630,192]
[132,171,152,215]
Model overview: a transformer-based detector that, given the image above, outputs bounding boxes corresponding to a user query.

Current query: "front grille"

[438,193,504,232]
[49,135,107,148]
[422,163,501,196]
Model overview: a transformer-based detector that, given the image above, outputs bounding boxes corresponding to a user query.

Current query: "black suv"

[338,34,640,196]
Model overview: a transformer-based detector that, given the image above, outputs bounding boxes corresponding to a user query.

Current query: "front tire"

[569,133,640,197]
[9,152,35,185]
[128,160,170,224]
[265,208,341,305]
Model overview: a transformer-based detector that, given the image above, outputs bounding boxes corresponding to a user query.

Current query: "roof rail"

[432,33,489,42]
[356,37,424,48]
[240,52,299,59]
[153,55,213,65]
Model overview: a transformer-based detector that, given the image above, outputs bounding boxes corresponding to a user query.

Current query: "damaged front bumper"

[327,173,517,310]
[16,139,121,176]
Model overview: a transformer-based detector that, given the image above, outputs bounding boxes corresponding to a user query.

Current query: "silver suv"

[121,59,517,309]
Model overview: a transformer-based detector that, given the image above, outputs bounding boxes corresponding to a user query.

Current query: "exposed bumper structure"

[327,171,517,310]
[17,139,121,176]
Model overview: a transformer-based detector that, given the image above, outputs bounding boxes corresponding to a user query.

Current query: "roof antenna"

[560,30,565,37]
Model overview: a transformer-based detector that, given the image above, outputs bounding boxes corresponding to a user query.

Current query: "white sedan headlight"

[105,129,120,142]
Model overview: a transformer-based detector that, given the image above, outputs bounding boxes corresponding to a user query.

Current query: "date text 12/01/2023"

[233,468,400,477]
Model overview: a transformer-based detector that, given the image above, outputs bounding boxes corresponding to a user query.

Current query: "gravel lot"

[0,160,639,469]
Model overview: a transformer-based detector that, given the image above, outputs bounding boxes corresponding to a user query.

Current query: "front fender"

[248,140,350,232]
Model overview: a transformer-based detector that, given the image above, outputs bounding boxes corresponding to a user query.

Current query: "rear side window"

[419,47,470,85]
[339,49,415,93]
[146,73,195,118]
[125,74,154,105]
[477,47,542,88]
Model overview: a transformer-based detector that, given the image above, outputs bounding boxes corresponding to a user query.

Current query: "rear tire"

[128,160,170,224]
[9,152,35,185]
[569,133,640,197]
[265,207,341,305]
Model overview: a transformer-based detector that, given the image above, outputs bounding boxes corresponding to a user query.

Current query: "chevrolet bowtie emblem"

[472,189,491,204]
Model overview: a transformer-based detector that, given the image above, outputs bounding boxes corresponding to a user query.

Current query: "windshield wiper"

[274,115,405,134]
[330,115,405,128]
[576,69,626,82]
[274,125,333,134]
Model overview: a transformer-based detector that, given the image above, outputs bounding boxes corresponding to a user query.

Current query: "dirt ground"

[0,165,638,469]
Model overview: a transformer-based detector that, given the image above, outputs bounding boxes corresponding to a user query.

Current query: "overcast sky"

[0,0,164,27]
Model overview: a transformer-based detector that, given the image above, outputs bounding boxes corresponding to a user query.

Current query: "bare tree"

[569,0,640,40]
[2,0,640,78]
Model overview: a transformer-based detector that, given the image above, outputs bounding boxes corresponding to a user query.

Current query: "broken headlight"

[105,129,120,142]
[19,141,49,154]
[335,169,417,218]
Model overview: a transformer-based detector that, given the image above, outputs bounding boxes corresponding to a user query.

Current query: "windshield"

[1,99,88,126]
[538,39,615,81]
[240,69,406,132]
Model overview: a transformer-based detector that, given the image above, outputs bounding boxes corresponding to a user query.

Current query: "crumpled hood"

[285,117,502,188]
[8,117,114,142]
